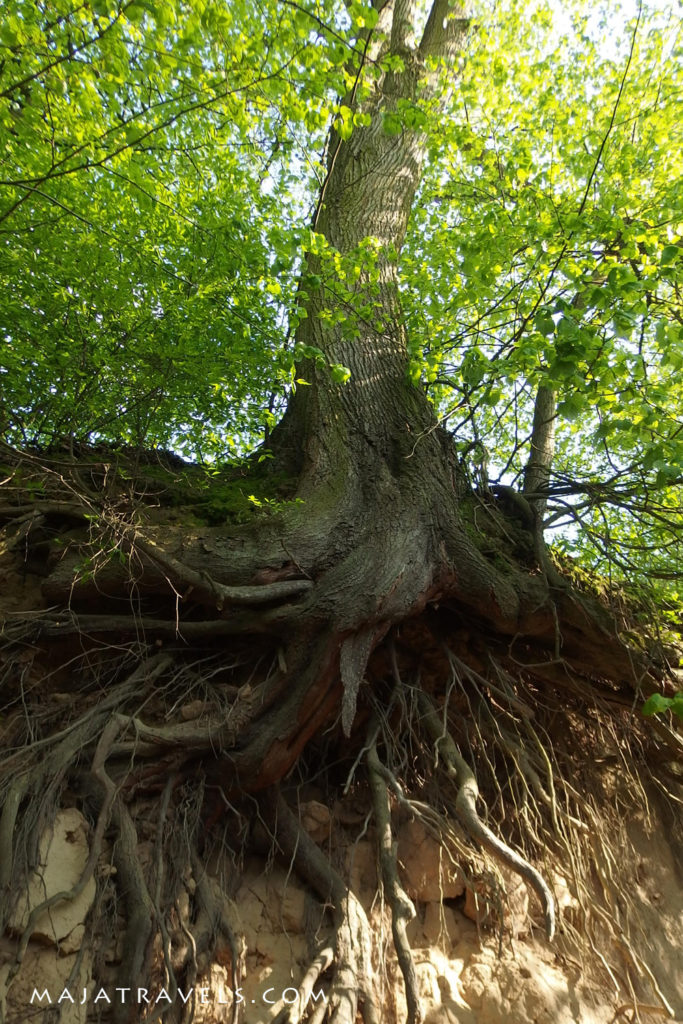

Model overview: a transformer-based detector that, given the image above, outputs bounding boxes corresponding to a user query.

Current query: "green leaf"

[660,244,681,266]
[535,312,555,337]
[329,363,351,384]
[557,395,584,421]
[382,112,402,136]
[642,693,675,717]
[335,105,354,141]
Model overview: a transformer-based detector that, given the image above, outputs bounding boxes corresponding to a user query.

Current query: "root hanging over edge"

[417,689,557,941]
[366,718,424,1024]
[257,789,380,1024]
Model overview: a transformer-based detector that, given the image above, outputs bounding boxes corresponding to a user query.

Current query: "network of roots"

[0,445,680,1023]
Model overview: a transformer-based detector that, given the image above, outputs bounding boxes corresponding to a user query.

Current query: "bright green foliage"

[402,0,683,592]
[0,0,350,457]
[1,0,682,599]
[642,691,683,722]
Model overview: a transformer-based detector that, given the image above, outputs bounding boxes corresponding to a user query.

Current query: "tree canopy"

[2,0,682,602]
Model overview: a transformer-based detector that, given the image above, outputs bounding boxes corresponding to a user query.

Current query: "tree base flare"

[0,448,681,1023]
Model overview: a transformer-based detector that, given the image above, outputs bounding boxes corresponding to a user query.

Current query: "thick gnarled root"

[417,689,556,941]
[258,791,379,1024]
[366,719,423,1024]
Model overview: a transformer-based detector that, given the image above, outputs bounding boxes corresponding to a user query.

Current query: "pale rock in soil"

[2,947,91,1024]
[3,803,681,1024]
[397,818,465,902]
[8,808,96,947]
[422,900,463,948]
[299,800,332,843]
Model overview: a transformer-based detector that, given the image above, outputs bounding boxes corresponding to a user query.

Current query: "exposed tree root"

[109,799,156,1024]
[271,944,334,1024]
[128,531,313,611]
[258,790,379,1024]
[417,689,556,940]
[191,855,245,1024]
[366,719,423,1024]
[1,450,681,1023]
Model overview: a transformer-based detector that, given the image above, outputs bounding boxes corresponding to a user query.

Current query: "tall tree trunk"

[276,0,468,492]
[1,3,680,1021]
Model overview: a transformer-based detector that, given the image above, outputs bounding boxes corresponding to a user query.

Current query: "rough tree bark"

[0,2,681,1022]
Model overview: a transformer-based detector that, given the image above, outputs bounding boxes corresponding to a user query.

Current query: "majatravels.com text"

[30,986,327,1008]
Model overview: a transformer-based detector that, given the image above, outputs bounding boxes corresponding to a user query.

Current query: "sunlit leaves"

[0,0,358,457]
[399,0,683,591]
